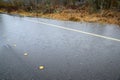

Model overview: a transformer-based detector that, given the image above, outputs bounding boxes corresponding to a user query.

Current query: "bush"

[69,16,79,21]
[87,0,120,12]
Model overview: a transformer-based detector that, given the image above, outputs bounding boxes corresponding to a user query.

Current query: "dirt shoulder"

[0,9,120,26]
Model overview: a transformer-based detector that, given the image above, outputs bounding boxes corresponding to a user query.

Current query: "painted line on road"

[24,19,120,42]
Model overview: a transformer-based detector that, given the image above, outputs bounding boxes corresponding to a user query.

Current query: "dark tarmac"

[0,14,120,80]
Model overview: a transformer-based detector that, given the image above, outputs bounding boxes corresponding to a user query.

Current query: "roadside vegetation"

[0,0,120,25]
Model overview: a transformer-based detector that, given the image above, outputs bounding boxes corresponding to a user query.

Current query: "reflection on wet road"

[0,14,120,80]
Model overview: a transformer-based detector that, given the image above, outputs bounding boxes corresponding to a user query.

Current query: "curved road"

[0,14,120,80]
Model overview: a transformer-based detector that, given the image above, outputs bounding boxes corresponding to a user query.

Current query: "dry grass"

[0,9,6,13]
[40,10,120,25]
[0,8,120,25]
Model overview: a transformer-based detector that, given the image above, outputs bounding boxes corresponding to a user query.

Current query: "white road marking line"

[24,19,120,42]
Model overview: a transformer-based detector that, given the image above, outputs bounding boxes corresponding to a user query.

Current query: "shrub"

[69,16,79,21]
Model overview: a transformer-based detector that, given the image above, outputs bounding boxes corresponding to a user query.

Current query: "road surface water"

[0,14,120,80]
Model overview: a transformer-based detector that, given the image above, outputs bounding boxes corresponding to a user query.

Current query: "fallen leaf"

[24,53,28,56]
[13,44,16,47]
[39,66,44,70]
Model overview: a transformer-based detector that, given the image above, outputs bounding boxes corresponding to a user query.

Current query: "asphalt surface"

[0,14,120,80]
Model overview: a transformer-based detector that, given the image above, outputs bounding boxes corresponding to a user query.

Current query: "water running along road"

[0,14,120,80]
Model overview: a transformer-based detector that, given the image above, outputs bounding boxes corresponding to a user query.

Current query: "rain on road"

[0,14,120,80]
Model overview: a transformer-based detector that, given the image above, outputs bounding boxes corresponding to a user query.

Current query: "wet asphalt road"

[0,14,120,80]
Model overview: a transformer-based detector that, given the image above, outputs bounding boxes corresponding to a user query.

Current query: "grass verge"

[0,8,120,26]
